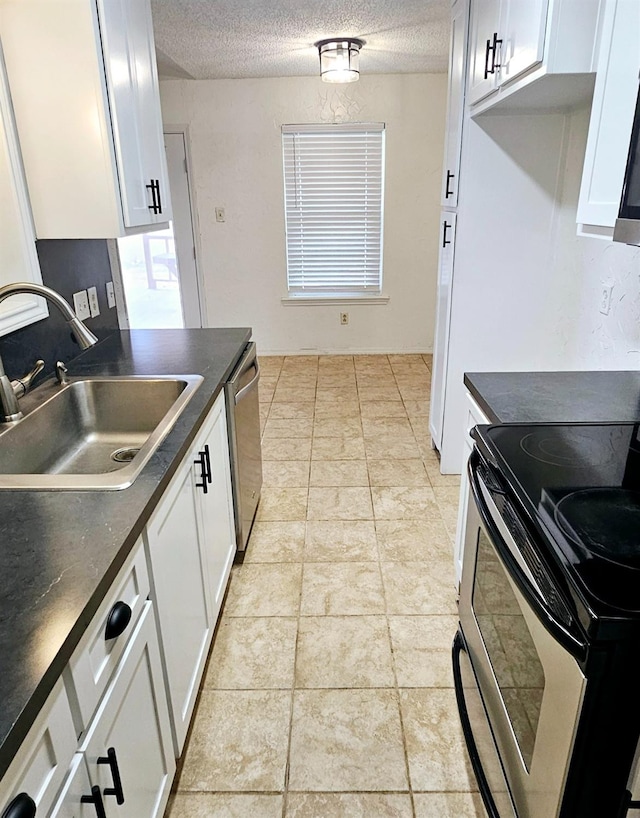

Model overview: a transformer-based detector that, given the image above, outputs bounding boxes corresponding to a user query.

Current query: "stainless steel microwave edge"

[614,80,640,247]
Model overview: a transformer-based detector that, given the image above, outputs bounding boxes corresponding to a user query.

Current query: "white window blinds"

[282,123,385,296]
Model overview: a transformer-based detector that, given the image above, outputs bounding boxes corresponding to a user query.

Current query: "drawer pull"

[1,794,36,818]
[104,601,132,641]
[98,747,125,805]
[81,786,107,818]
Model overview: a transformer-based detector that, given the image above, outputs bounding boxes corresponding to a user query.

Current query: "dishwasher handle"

[231,343,260,405]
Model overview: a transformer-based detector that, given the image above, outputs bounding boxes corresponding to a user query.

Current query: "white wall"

[440,105,640,472]
[159,74,447,354]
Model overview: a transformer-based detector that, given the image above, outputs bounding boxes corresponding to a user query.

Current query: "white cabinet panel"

[195,391,236,622]
[577,0,640,232]
[468,0,502,105]
[0,681,77,816]
[0,0,171,239]
[0,41,48,336]
[454,392,490,586]
[500,0,548,86]
[145,451,213,755]
[430,213,457,451]
[442,0,470,207]
[49,754,94,818]
[80,603,174,818]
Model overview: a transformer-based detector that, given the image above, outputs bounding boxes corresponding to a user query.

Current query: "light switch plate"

[73,290,90,320]
[215,207,225,222]
[106,281,116,309]
[87,286,100,317]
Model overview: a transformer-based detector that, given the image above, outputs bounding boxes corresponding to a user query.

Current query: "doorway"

[116,131,203,329]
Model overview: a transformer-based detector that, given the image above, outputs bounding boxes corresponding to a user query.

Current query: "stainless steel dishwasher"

[225,341,262,556]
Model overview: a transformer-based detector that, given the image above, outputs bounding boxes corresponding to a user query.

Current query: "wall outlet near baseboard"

[340,312,349,325]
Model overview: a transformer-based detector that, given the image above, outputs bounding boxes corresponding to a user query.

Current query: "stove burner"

[554,488,640,567]
[520,429,616,468]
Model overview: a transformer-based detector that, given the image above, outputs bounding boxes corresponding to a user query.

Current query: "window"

[282,123,385,298]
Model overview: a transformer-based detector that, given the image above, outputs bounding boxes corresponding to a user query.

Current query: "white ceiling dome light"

[315,38,365,83]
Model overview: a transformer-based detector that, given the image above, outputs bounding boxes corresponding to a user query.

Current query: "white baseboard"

[257,347,434,356]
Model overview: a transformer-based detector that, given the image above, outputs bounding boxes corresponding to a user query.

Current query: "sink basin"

[0,375,203,490]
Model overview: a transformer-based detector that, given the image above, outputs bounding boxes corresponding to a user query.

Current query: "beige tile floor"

[167,354,488,818]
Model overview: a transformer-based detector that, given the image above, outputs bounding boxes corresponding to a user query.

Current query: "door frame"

[163,124,208,327]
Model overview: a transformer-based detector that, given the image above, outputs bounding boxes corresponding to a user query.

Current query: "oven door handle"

[469,452,588,661]
[452,631,502,818]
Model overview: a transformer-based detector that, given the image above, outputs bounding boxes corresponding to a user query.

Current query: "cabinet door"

[49,754,95,818]
[145,453,213,755]
[577,0,640,230]
[81,603,174,818]
[500,0,548,86]
[0,42,48,336]
[429,213,457,451]
[97,0,171,228]
[195,392,236,622]
[467,0,501,105]
[441,0,470,207]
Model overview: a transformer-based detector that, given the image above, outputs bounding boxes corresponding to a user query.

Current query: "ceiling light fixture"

[315,38,364,83]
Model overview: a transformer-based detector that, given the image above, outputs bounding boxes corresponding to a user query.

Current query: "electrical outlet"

[73,290,90,320]
[600,284,613,315]
[340,312,349,325]
[106,281,116,309]
[87,286,100,317]
[215,207,226,222]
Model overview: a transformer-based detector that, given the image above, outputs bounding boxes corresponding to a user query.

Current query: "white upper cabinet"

[577,0,640,234]
[468,0,502,105]
[0,40,48,336]
[0,0,171,239]
[468,0,600,114]
[500,0,548,86]
[442,0,470,207]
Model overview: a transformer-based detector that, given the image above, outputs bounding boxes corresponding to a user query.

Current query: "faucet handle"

[11,359,45,399]
[56,361,68,385]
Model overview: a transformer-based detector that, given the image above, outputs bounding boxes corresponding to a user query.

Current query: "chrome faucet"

[0,282,99,423]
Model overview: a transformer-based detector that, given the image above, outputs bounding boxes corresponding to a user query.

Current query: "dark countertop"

[0,328,251,780]
[464,371,640,424]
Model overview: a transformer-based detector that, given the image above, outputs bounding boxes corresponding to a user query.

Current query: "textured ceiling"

[150,0,450,80]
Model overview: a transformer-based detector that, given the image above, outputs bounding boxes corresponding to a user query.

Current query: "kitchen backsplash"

[0,239,119,383]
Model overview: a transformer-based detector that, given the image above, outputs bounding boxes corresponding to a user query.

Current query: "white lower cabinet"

[145,389,236,756]
[0,390,236,813]
[79,603,174,818]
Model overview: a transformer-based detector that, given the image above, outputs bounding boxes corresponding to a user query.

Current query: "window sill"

[281,295,390,306]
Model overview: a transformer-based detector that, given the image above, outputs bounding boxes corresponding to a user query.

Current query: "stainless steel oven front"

[456,451,587,818]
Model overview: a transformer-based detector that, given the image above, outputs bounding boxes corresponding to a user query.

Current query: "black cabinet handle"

[104,600,132,641]
[81,786,107,818]
[445,170,455,198]
[1,793,36,818]
[202,443,212,484]
[484,32,502,78]
[442,221,452,248]
[194,449,209,493]
[98,747,125,805]
[146,180,162,215]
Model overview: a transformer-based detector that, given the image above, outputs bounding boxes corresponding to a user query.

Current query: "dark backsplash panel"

[0,239,119,384]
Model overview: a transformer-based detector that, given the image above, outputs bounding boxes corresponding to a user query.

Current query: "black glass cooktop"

[474,423,640,618]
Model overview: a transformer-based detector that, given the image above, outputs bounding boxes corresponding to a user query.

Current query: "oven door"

[457,451,587,818]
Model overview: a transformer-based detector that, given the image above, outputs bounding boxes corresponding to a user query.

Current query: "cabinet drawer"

[66,541,150,732]
[0,680,77,816]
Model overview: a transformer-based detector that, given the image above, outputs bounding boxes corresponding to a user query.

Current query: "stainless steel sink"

[0,375,203,490]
